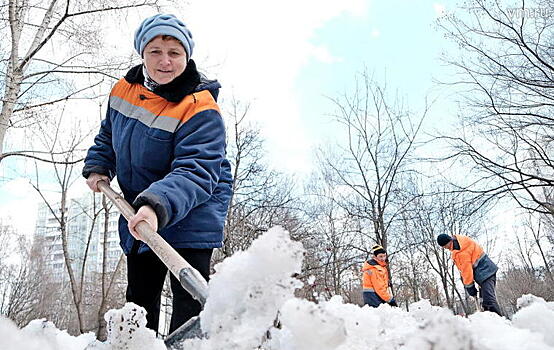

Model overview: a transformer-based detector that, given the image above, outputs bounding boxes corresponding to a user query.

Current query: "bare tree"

[310,72,428,304]
[495,210,554,316]
[23,104,128,335]
[0,0,161,161]
[220,98,298,259]
[292,72,428,305]
[0,220,45,325]
[528,215,554,282]
[437,0,554,215]
[496,266,553,316]
[300,170,362,302]
[29,125,88,332]
[30,173,126,336]
[392,252,443,309]
[319,72,427,256]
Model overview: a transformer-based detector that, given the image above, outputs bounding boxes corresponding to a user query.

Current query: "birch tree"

[0,0,160,162]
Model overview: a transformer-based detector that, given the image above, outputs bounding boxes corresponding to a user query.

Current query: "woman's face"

[143,35,187,85]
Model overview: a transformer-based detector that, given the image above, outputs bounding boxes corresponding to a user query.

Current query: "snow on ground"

[1,226,554,350]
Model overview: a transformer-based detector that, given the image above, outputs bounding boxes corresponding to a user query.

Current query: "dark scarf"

[452,238,461,250]
[124,59,202,103]
[142,65,160,91]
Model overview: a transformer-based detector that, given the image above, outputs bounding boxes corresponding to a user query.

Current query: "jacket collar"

[370,258,387,267]
[448,237,461,251]
[124,59,219,103]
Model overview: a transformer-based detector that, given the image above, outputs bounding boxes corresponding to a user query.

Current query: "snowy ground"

[1,227,554,350]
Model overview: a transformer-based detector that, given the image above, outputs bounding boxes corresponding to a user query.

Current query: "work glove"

[465,285,478,297]
[388,298,398,307]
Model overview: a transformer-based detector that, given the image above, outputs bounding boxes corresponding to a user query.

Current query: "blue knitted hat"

[134,14,194,60]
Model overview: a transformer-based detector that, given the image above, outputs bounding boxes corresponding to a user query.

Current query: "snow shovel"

[97,181,207,345]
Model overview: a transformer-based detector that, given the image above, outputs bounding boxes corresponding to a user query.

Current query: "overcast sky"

[0,0,461,235]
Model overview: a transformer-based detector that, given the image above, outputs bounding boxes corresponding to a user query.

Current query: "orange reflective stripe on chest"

[110,80,220,129]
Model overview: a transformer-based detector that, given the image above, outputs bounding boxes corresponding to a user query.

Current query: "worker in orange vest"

[437,234,502,316]
[361,245,397,307]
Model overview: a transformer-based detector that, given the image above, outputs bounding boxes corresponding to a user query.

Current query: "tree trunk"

[59,191,85,333]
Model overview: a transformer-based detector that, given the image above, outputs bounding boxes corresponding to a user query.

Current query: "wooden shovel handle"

[97,180,208,305]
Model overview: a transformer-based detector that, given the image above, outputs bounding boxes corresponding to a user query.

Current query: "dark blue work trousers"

[363,291,386,308]
[126,247,213,334]
[479,274,502,316]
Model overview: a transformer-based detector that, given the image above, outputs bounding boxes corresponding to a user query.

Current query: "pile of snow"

[0,303,166,350]
[1,226,554,350]
[0,318,96,350]
[512,294,554,346]
[186,226,304,349]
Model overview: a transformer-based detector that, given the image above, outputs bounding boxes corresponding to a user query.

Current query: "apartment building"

[34,192,122,281]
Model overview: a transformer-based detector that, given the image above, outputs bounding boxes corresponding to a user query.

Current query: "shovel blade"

[165,316,204,349]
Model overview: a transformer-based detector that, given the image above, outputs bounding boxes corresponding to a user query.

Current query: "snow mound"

[0,317,95,350]
[274,297,347,350]
[0,302,165,350]
[182,226,305,349]
[512,295,554,347]
[516,294,554,310]
[89,302,166,350]
[401,299,474,350]
[1,226,554,350]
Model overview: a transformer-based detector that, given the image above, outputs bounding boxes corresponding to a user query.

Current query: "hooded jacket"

[362,258,392,303]
[83,60,232,254]
[449,235,498,287]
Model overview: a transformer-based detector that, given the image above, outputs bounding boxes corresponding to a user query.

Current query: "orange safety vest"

[361,258,391,302]
[450,235,486,287]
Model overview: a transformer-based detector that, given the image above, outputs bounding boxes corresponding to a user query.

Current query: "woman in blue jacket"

[83,13,233,334]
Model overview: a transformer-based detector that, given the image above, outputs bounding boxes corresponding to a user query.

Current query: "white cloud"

[183,0,369,174]
[308,44,343,64]
[0,178,39,235]
[371,29,381,38]
[433,3,447,17]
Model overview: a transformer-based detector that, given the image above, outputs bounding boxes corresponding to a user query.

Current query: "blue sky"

[296,1,458,150]
[240,0,461,175]
[0,0,464,233]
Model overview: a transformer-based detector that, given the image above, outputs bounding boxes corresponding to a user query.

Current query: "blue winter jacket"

[83,60,233,254]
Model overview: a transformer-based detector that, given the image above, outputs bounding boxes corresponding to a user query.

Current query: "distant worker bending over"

[361,245,397,308]
[437,234,502,316]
